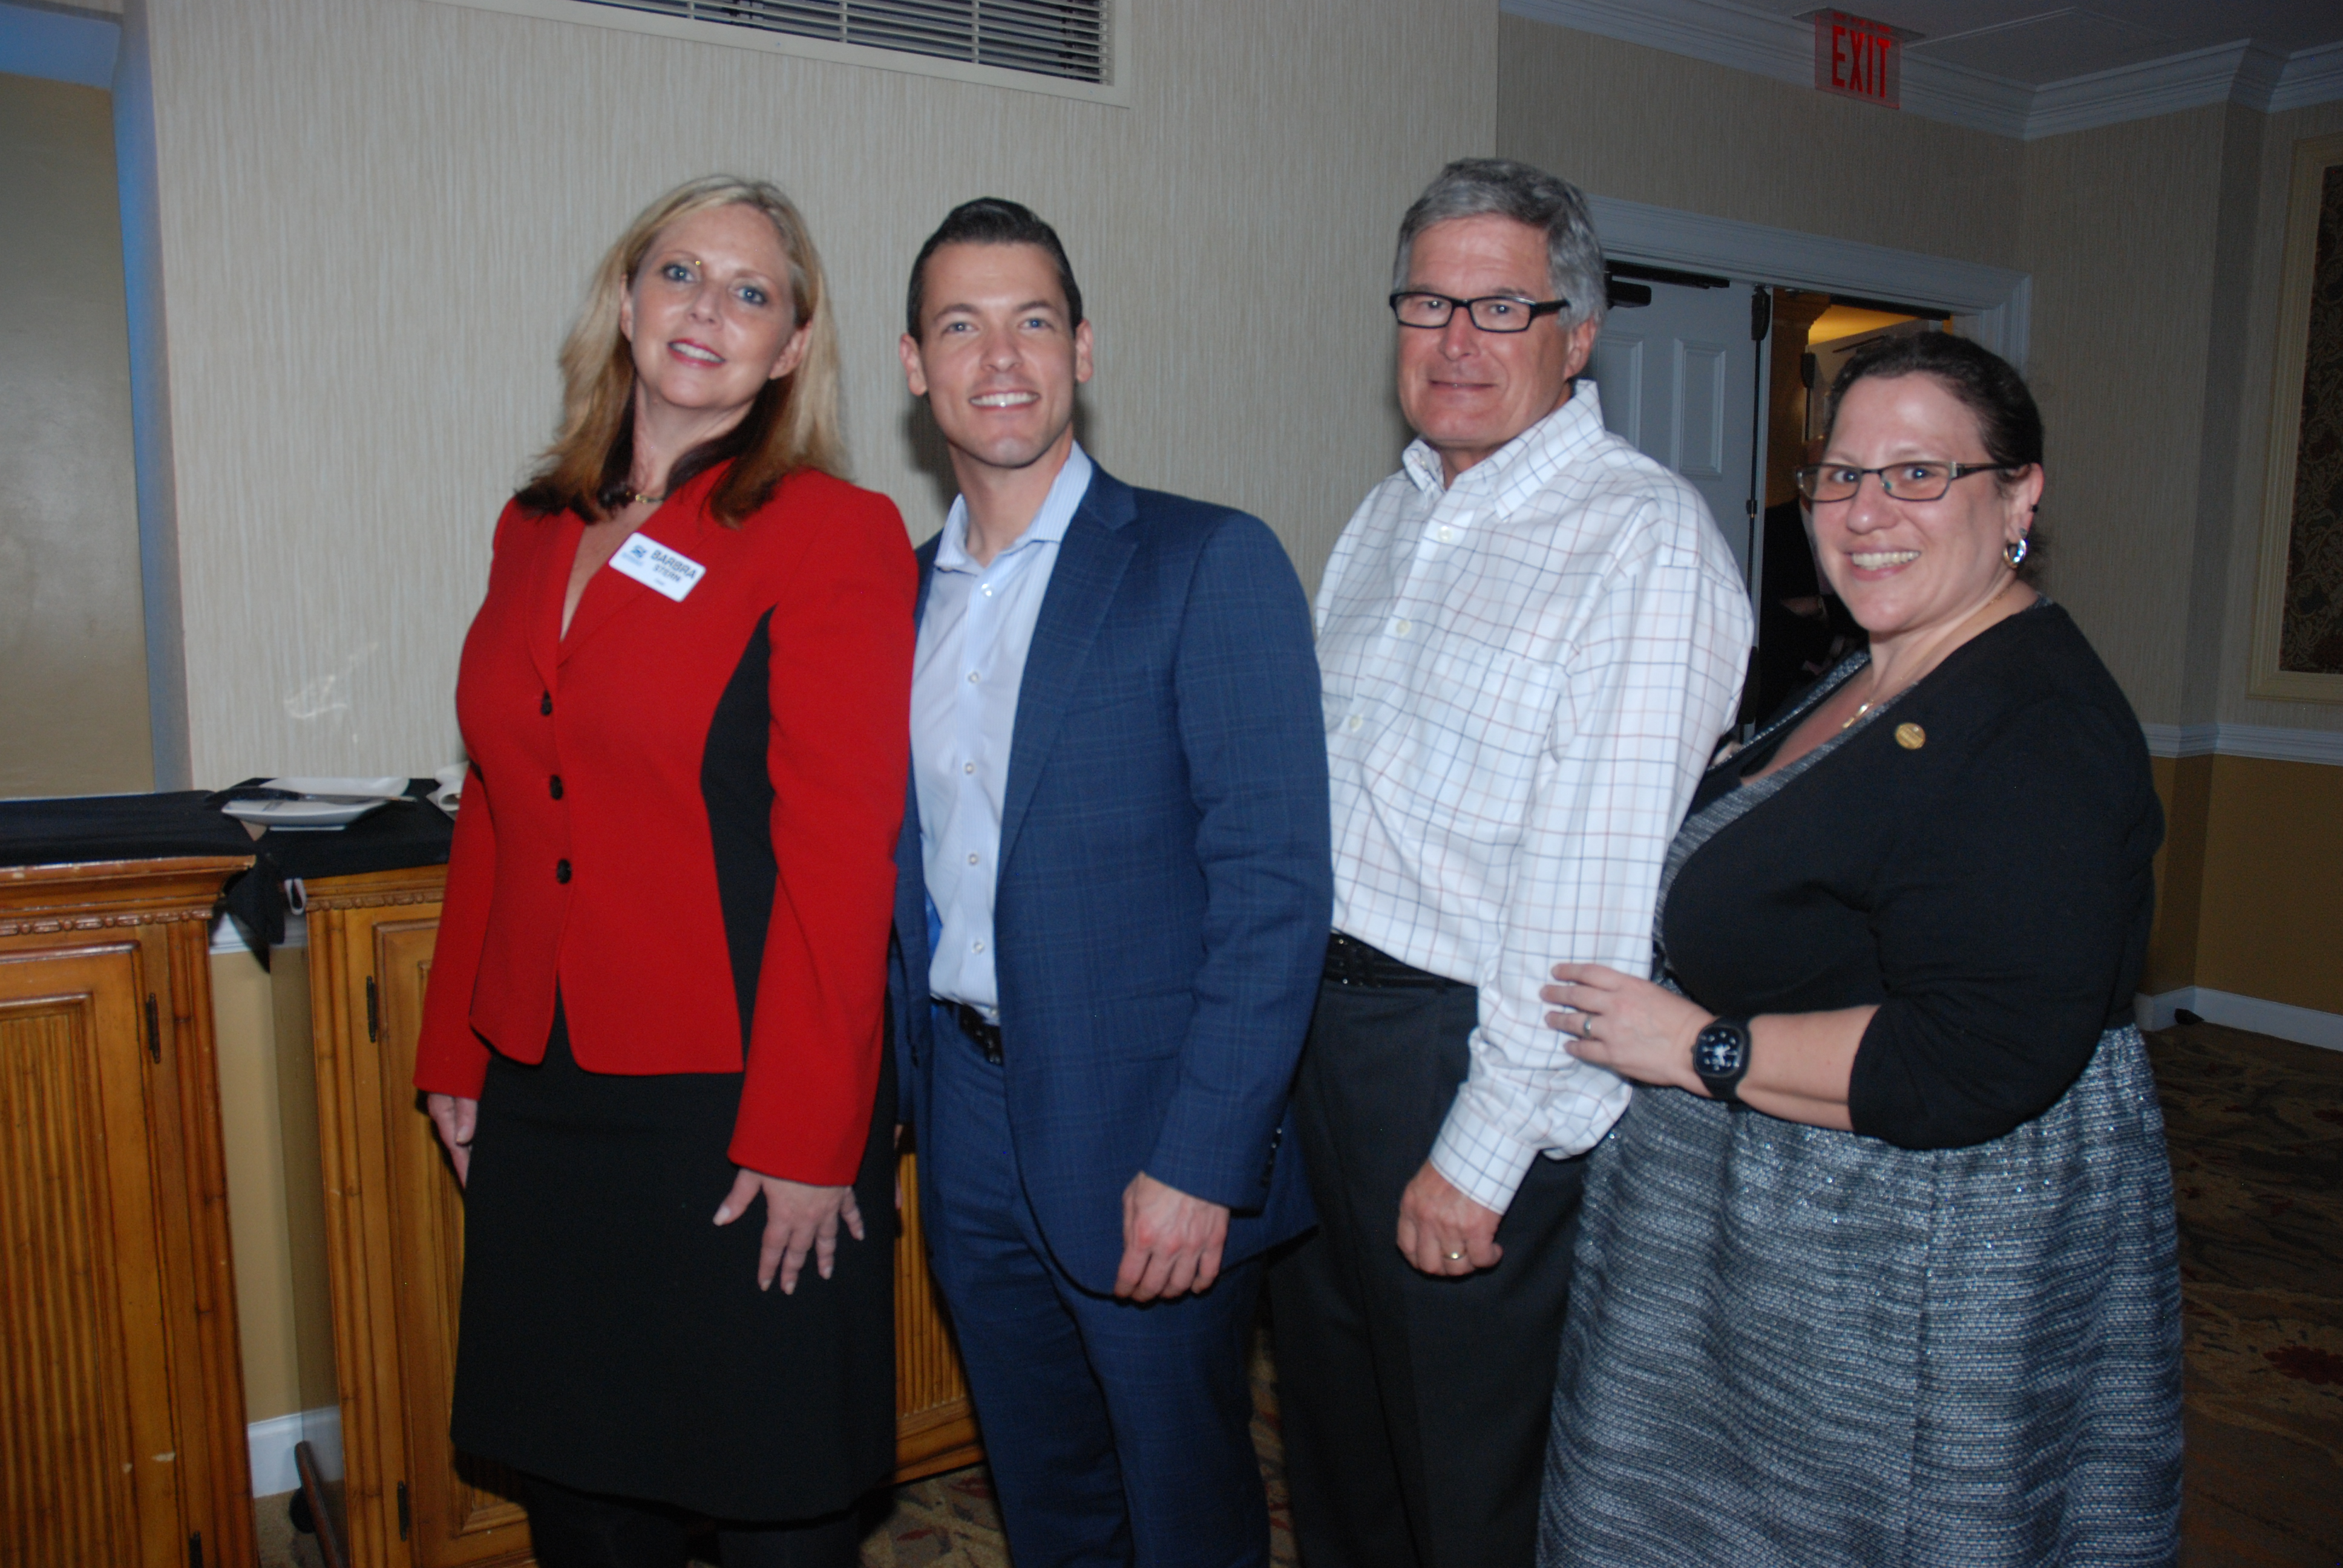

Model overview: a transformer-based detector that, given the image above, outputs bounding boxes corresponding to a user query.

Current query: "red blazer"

[413,463,916,1183]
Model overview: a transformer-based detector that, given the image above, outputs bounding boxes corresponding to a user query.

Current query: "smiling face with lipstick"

[620,201,810,442]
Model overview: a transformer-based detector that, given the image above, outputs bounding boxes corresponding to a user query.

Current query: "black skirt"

[449,1003,897,1521]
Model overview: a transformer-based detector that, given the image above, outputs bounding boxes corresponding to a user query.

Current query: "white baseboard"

[2135,987,2343,1052]
[248,1405,341,1497]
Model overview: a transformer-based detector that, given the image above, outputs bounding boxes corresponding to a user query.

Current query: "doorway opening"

[1747,290,1941,722]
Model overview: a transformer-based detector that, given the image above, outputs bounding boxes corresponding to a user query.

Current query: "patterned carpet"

[851,1328,1294,1567]
[839,1021,2343,1568]
[2152,1022,2343,1565]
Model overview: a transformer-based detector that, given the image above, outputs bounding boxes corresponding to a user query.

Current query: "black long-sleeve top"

[1662,600,2162,1149]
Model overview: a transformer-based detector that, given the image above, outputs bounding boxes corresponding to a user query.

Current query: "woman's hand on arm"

[425,1093,479,1186]
[713,1169,866,1294]
[1541,963,1874,1131]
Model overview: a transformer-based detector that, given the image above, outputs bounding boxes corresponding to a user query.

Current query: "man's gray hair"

[1392,158,1606,333]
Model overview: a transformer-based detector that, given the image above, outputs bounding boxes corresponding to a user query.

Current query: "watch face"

[1694,1024,1747,1078]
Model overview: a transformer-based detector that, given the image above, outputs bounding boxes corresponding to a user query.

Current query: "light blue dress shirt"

[911,442,1096,1017]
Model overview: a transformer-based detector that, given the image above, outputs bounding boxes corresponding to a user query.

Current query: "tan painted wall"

[2192,756,2343,1014]
[141,0,1495,785]
[212,947,336,1423]
[0,72,152,797]
[2142,754,2210,998]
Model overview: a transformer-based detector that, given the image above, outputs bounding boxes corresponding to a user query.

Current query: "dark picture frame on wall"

[2250,129,2343,703]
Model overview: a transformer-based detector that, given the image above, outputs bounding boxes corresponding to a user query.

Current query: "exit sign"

[1814,10,1901,108]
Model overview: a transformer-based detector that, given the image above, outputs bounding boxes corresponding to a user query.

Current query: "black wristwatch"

[1692,1017,1752,1104]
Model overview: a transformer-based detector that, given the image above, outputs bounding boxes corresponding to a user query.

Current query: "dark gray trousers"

[1267,978,1587,1568]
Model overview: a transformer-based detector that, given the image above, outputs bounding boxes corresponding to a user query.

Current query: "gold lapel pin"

[1896,723,1926,750]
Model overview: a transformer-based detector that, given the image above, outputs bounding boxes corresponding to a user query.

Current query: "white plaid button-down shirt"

[1318,384,1754,1212]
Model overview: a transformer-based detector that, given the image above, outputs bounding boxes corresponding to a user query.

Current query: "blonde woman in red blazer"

[413,175,914,1568]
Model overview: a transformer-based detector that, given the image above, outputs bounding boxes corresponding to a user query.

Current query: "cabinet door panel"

[375,919,534,1568]
[0,944,182,1568]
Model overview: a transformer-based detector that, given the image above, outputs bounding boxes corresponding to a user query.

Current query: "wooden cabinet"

[0,857,256,1568]
[304,864,978,1568]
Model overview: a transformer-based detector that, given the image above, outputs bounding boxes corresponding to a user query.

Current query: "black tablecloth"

[0,780,455,965]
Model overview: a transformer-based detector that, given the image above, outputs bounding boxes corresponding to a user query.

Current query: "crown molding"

[2269,39,2343,115]
[2025,39,2275,140]
[2138,721,2343,765]
[1501,0,2343,140]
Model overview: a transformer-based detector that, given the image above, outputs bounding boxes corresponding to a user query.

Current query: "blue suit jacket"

[891,465,1331,1295]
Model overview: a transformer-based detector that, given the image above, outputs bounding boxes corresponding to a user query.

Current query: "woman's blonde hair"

[520,175,845,526]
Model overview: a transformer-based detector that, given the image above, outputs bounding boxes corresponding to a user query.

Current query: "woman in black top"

[1535,333,2182,1567]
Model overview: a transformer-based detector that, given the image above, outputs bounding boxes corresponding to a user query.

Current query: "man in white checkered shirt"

[1266,158,1753,1568]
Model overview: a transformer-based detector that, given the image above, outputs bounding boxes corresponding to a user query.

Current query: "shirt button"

[967,670,980,684]
[555,858,572,884]
[1394,619,1412,637]
[548,775,563,800]
[972,939,985,953]
[540,693,552,716]
[1437,526,1456,543]
[968,852,980,865]
[963,761,975,774]
[1346,714,1364,732]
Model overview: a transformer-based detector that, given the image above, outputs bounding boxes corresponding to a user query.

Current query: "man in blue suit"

[890,198,1330,1568]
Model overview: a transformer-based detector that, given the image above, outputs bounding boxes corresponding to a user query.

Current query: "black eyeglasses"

[1793,460,2016,504]
[1389,292,1569,333]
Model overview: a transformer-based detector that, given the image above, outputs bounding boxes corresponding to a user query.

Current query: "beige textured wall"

[2016,105,2233,726]
[142,0,1494,785]
[1495,16,2023,267]
[0,72,152,797]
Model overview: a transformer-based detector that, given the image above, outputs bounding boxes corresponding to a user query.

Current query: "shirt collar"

[935,441,1095,574]
[1400,380,1610,514]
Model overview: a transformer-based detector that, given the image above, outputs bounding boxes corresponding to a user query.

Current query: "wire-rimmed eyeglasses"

[1793,460,2017,504]
[1389,292,1569,333]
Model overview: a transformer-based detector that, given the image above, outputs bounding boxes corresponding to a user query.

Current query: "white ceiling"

[1506,0,2343,137]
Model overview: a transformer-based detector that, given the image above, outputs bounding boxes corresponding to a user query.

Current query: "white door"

[1584,278,1766,588]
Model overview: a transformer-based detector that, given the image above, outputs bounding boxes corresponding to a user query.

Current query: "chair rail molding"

[1503,0,2343,140]
[2138,722,2343,766]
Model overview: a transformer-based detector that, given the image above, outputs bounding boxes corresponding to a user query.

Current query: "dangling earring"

[2004,535,2029,568]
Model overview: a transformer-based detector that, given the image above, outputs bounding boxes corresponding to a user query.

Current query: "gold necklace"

[1840,577,2022,731]
[612,486,664,508]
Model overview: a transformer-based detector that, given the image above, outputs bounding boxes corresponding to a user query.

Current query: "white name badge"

[609,534,707,603]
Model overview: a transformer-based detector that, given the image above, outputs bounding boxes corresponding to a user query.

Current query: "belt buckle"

[954,1002,1004,1065]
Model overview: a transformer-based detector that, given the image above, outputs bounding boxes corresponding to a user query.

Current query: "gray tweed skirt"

[1539,1024,2182,1567]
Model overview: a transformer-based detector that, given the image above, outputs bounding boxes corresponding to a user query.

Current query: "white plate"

[221,797,393,829]
[261,776,411,800]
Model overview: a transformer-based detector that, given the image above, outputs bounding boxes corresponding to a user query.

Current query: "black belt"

[1323,931,1466,990]
[942,999,1004,1064]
